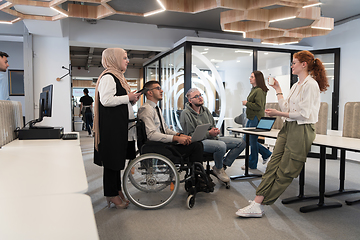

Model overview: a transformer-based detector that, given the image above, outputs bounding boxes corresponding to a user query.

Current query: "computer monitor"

[41,84,53,117]
[29,84,53,128]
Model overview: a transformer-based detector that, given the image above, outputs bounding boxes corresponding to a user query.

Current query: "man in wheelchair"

[137,81,203,163]
[134,81,214,209]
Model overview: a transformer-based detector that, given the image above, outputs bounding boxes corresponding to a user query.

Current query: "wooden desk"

[0,194,99,240]
[0,145,88,196]
[229,127,360,212]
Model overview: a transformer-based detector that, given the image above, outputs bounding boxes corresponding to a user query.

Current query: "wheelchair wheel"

[186,195,195,209]
[123,153,180,209]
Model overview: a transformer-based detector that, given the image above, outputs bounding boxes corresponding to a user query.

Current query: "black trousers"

[103,167,121,197]
[85,111,93,135]
[102,141,136,197]
[142,141,204,163]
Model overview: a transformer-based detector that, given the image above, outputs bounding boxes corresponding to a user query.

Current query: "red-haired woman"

[236,50,329,218]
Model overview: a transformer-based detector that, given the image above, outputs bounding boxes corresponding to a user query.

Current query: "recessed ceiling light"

[303,3,322,8]
[311,26,332,30]
[269,16,296,23]
[0,21,12,25]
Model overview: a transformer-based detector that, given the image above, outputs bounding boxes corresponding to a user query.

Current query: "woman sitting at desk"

[236,50,329,218]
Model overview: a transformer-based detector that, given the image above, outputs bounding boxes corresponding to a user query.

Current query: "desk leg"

[300,146,342,213]
[282,166,319,204]
[325,149,360,197]
[230,134,262,180]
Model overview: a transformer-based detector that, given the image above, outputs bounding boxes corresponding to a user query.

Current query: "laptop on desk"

[243,117,276,132]
[191,123,211,142]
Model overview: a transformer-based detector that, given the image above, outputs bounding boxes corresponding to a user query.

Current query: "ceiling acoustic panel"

[0,0,334,44]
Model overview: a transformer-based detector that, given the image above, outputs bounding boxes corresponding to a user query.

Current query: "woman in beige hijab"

[93,48,141,209]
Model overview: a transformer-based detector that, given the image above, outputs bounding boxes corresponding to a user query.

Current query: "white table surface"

[0,145,88,196]
[1,133,80,149]
[0,194,99,240]
[230,127,360,152]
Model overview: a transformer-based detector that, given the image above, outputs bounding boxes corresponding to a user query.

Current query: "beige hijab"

[93,48,131,151]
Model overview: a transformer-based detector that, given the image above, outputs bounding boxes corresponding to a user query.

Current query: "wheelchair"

[122,119,215,210]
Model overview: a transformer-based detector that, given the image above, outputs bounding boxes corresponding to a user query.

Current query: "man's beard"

[194,103,203,107]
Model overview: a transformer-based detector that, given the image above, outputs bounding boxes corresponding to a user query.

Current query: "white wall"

[33,35,72,132]
[302,18,360,130]
[302,18,360,161]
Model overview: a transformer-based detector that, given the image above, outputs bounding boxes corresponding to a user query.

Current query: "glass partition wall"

[160,47,184,132]
[192,46,253,135]
[144,42,340,144]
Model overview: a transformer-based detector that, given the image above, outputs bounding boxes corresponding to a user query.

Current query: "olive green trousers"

[256,121,316,205]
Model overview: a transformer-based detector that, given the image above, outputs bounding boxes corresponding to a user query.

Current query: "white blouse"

[98,74,136,141]
[278,75,320,124]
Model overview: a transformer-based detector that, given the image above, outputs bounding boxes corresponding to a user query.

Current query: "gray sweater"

[180,102,217,140]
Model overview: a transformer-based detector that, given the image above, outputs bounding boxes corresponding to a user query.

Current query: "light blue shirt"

[0,72,10,100]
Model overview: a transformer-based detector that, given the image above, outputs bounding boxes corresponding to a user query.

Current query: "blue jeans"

[202,137,246,169]
[243,116,272,169]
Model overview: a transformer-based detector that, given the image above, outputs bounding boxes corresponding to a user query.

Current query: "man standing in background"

[0,51,10,100]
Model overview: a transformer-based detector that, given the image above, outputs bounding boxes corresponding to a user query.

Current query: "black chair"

[122,119,214,209]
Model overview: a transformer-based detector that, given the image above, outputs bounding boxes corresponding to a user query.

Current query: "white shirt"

[278,75,320,124]
[98,74,136,140]
[137,100,177,143]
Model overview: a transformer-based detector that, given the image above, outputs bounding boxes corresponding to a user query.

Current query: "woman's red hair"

[293,50,329,92]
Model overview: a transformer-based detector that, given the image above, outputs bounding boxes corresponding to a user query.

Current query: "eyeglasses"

[150,86,162,91]
[191,94,203,99]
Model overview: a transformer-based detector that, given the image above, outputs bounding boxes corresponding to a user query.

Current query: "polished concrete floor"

[79,131,360,240]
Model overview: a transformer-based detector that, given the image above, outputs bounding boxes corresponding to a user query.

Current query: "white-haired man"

[180,88,246,182]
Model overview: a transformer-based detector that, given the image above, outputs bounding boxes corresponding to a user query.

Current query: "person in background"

[0,51,10,100]
[79,88,94,136]
[180,88,246,183]
[137,81,203,164]
[236,50,329,218]
[241,71,272,170]
[93,48,141,209]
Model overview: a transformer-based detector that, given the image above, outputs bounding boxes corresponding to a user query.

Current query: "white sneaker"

[263,156,271,164]
[236,200,264,218]
[212,166,230,182]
